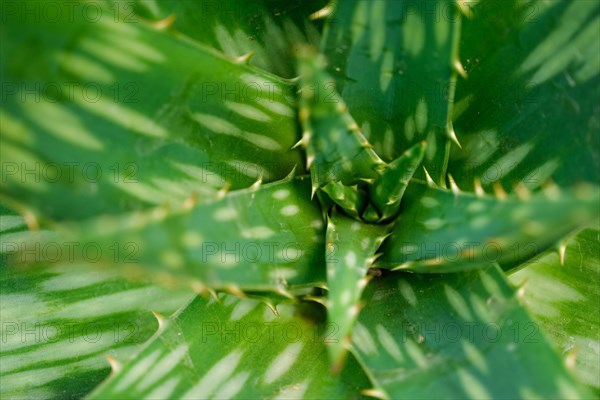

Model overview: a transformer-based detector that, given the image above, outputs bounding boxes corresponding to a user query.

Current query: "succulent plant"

[1,0,599,399]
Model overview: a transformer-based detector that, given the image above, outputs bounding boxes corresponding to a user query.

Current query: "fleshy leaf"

[510,228,600,392]
[50,177,326,292]
[1,0,303,220]
[369,142,426,222]
[297,48,387,193]
[449,0,600,190]
[321,181,369,220]
[88,294,371,399]
[325,212,388,367]
[127,0,328,78]
[0,211,193,399]
[322,0,463,184]
[350,265,592,399]
[377,181,600,272]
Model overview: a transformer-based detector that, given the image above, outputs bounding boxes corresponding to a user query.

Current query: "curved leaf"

[322,0,463,184]
[324,212,388,366]
[510,228,600,391]
[449,0,600,190]
[0,211,193,399]
[88,294,371,399]
[350,265,592,399]
[126,0,328,77]
[1,0,303,220]
[377,181,600,272]
[51,177,326,292]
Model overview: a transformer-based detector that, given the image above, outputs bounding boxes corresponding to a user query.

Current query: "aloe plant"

[1,0,599,399]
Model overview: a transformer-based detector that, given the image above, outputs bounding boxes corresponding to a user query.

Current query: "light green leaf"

[88,294,371,399]
[50,178,326,292]
[351,265,592,399]
[449,0,600,190]
[510,228,600,392]
[297,49,386,193]
[325,212,388,367]
[377,181,600,272]
[0,211,193,399]
[322,0,463,184]
[125,0,328,77]
[1,0,302,220]
[369,142,426,222]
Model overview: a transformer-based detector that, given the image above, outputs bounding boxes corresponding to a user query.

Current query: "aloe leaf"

[449,0,600,190]
[377,181,600,272]
[50,177,326,292]
[88,294,371,399]
[322,0,463,184]
[510,228,600,392]
[125,0,328,78]
[369,142,426,222]
[325,212,388,367]
[0,212,194,399]
[350,265,592,399]
[297,49,387,193]
[1,0,302,220]
[321,181,369,220]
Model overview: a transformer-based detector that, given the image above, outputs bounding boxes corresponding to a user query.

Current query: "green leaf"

[88,294,371,399]
[350,265,592,399]
[321,181,369,220]
[369,142,426,222]
[126,0,328,78]
[377,181,600,272]
[510,228,600,391]
[449,0,600,190]
[1,0,303,220]
[322,0,463,184]
[297,49,386,193]
[51,177,326,292]
[0,212,193,399]
[324,212,388,367]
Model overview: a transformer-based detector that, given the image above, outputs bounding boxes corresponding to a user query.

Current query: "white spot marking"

[376,324,403,362]
[214,207,238,221]
[181,350,244,399]
[280,205,299,216]
[273,189,290,200]
[264,342,304,384]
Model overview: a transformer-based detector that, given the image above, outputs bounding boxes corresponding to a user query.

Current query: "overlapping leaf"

[510,228,600,392]
[0,211,193,399]
[1,0,302,221]
[297,49,386,193]
[122,0,328,77]
[377,181,600,272]
[89,293,371,399]
[350,265,592,399]
[322,0,463,184]
[324,212,388,366]
[48,178,326,292]
[449,0,600,190]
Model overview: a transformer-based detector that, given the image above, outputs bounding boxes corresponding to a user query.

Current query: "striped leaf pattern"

[449,0,600,190]
[52,178,326,292]
[322,0,463,184]
[324,212,389,366]
[510,228,600,392]
[89,293,371,399]
[350,265,593,399]
[377,181,600,272]
[1,0,303,220]
[126,0,328,78]
[0,211,193,399]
